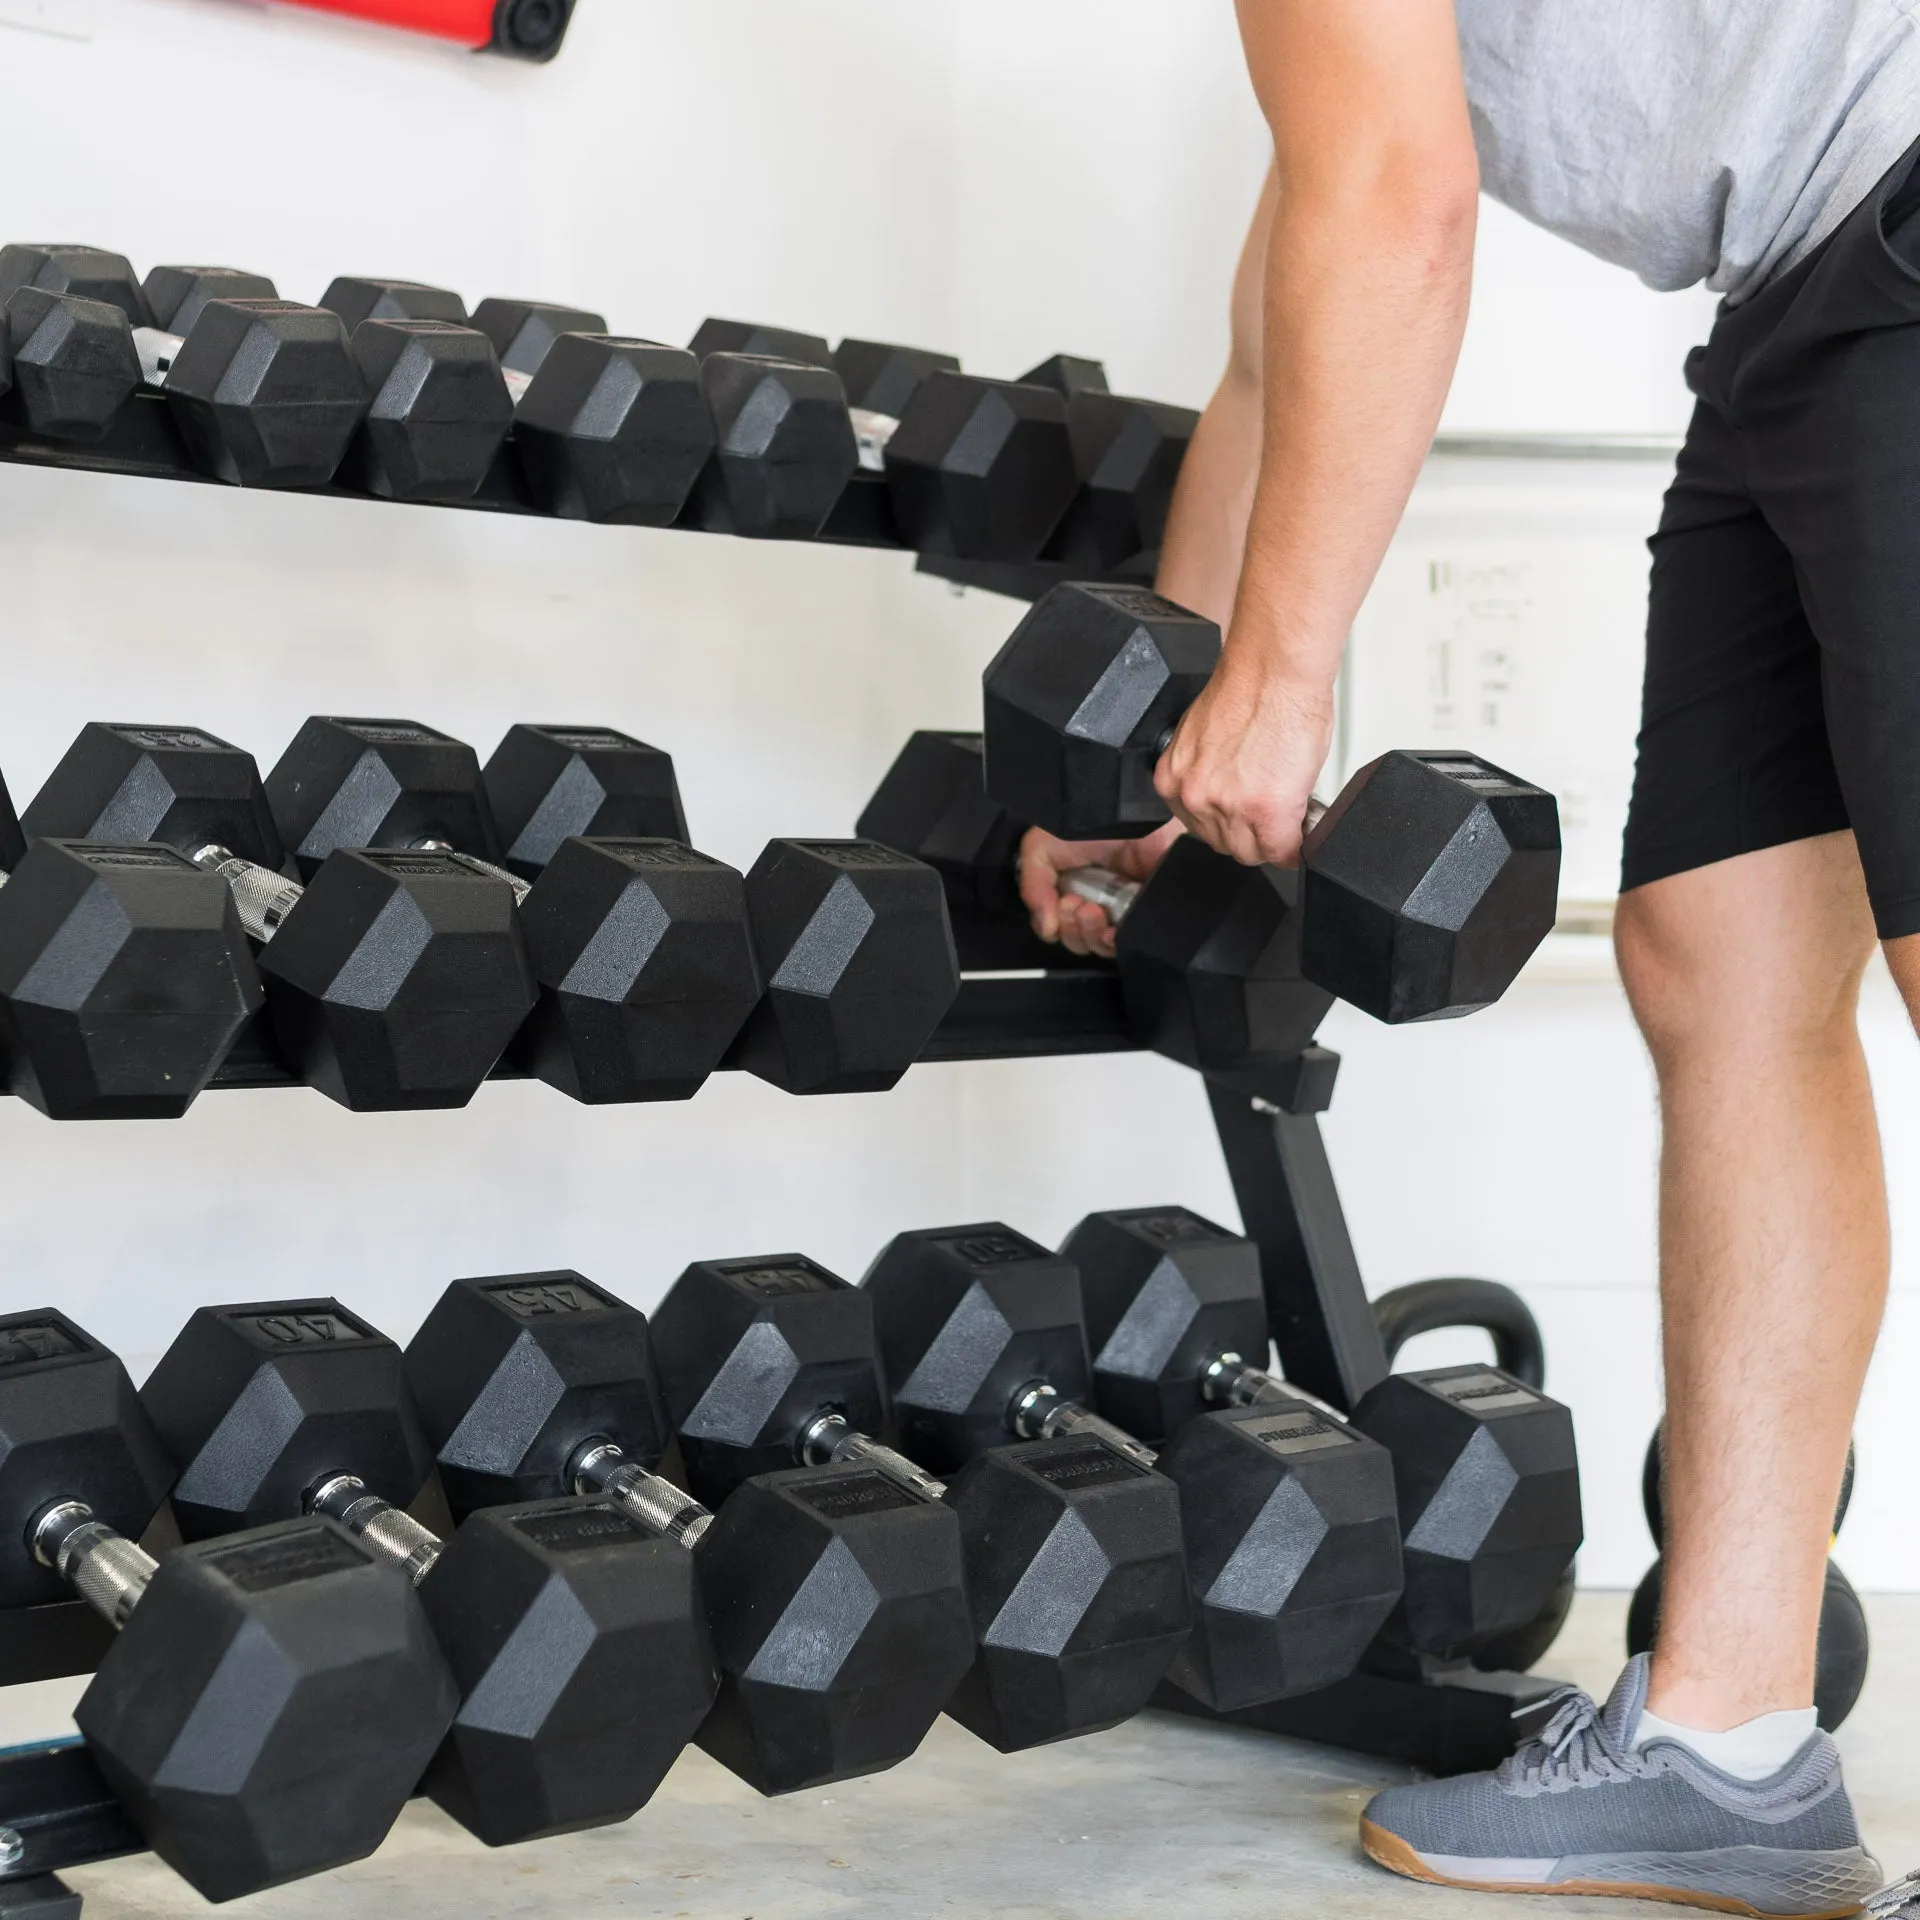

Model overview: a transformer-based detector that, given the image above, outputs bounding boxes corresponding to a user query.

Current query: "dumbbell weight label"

[70,845,197,873]
[1025,1437,1152,1491]
[542,729,642,753]
[202,1522,369,1593]
[1426,1368,1540,1414]
[791,841,911,869]
[1240,1408,1358,1457]
[719,1258,841,1300]
[0,1320,85,1368]
[229,1308,376,1349]
[113,726,232,753]
[595,842,714,872]
[1081,584,1192,623]
[511,1502,651,1556]
[338,721,452,747]
[789,1468,918,1521]
[357,850,489,881]
[483,1276,618,1319]
[1131,1211,1234,1249]
[1411,753,1541,798]
[930,1229,1040,1267]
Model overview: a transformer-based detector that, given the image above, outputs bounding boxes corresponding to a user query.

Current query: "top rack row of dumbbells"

[0,243,1192,604]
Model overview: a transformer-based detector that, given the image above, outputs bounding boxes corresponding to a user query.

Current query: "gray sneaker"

[1361,1656,1880,1916]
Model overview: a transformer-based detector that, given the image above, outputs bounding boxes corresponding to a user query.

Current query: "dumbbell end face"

[6,289,139,442]
[687,353,858,541]
[1156,1405,1404,1712]
[0,840,264,1122]
[1354,1364,1582,1659]
[940,1441,1191,1751]
[691,1469,975,1794]
[485,726,690,875]
[417,1498,718,1846]
[1302,751,1563,1022]
[76,1518,457,1903]
[257,850,535,1112]
[982,583,1220,840]
[342,320,515,503]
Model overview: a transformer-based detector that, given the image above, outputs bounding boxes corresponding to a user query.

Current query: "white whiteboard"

[1340,438,1679,912]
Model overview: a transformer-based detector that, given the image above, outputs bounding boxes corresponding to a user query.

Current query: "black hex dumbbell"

[316,279,718,519]
[0,245,368,486]
[23,723,536,1110]
[863,1224,1404,1713]
[405,1268,976,1796]
[0,763,263,1120]
[660,1239,1195,1754]
[263,716,763,1102]
[983,583,1564,1024]
[1064,1206,1584,1662]
[139,1296,719,1848]
[0,1309,457,1901]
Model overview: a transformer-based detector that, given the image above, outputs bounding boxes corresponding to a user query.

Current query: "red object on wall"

[275,0,575,61]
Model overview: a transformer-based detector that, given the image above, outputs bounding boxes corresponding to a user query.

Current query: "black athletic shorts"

[1621,133,1920,939]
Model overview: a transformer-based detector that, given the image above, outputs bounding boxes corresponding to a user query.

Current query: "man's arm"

[1158,0,1477,867]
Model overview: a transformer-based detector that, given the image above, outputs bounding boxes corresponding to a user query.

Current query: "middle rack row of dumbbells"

[4,1205,1578,1900]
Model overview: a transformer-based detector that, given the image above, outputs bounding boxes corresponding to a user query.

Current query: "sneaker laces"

[1496,1684,1649,1795]
[1867,1869,1920,1917]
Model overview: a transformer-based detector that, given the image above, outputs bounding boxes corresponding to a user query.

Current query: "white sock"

[1634,1704,1819,1781]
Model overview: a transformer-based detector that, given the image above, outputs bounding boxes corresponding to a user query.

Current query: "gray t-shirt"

[1457,0,1920,302]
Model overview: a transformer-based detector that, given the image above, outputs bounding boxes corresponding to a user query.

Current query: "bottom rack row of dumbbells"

[0,1210,1579,1905]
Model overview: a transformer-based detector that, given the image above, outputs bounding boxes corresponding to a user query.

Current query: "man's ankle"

[1635,1701,1820,1781]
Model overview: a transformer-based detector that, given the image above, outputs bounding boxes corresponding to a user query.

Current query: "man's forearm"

[1155,371,1262,628]
[1228,173,1474,698]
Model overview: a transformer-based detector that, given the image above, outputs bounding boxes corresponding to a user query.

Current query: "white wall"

[0,0,1905,1612]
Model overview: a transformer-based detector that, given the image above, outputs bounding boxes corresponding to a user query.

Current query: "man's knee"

[1614,841,1876,1063]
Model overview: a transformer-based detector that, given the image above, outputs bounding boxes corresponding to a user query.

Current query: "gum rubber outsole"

[1360,1820,1869,1919]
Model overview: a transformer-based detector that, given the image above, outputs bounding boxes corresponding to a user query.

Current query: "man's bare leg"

[1616,833,1885,1729]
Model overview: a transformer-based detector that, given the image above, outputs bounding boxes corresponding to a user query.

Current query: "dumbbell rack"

[0,400,1573,1913]
[0,977,1569,1910]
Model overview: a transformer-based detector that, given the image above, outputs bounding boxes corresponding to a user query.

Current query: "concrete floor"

[17,1592,1917,1918]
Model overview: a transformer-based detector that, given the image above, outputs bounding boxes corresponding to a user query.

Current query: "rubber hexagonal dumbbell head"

[513,335,714,525]
[0,1311,173,1608]
[0,839,264,1121]
[982,582,1221,839]
[940,1440,1188,1752]
[1351,1363,1582,1659]
[257,848,535,1111]
[341,318,513,501]
[1020,353,1109,399]
[651,1254,890,1501]
[76,1517,457,1902]
[833,339,960,419]
[485,724,687,875]
[511,839,762,1104]
[692,1465,974,1795]
[163,299,369,488]
[1063,1207,1275,1446]
[320,276,468,331]
[1046,391,1198,572]
[143,265,278,335]
[5,290,138,441]
[1156,1401,1403,1711]
[25,722,288,869]
[1303,751,1563,1023]
[405,1272,674,1520]
[140,1300,434,1539]
[689,318,834,368]
[862,1222,1094,1473]
[732,839,959,1095]
[0,245,149,326]
[684,353,857,540]
[1108,839,1333,1074]
[470,297,607,379]
[856,732,1026,921]
[885,372,1078,562]
[419,1497,719,1844]
[265,716,504,876]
